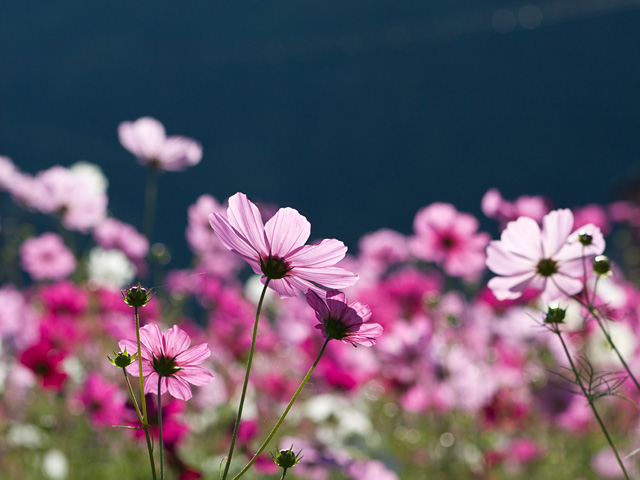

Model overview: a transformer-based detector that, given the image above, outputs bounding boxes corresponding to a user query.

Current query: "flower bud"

[577,231,594,246]
[108,347,137,368]
[545,306,566,324]
[122,283,152,308]
[592,255,612,276]
[272,445,303,470]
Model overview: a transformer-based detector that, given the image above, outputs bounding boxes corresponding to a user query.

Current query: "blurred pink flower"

[119,324,213,401]
[74,373,127,428]
[357,228,409,275]
[346,460,398,480]
[486,209,605,302]
[306,289,382,347]
[118,117,202,171]
[35,165,108,232]
[20,233,76,281]
[94,218,149,260]
[410,202,489,278]
[482,188,551,227]
[573,203,611,236]
[209,192,358,298]
[19,339,68,392]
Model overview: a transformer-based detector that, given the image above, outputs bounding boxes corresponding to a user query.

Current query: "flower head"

[119,324,213,401]
[20,233,76,281]
[118,117,202,172]
[208,192,358,298]
[486,209,605,302]
[306,289,382,347]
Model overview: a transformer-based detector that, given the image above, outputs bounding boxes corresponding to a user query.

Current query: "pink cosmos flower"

[306,289,382,347]
[94,218,149,261]
[486,209,605,302]
[409,202,489,278]
[20,233,76,281]
[208,192,358,298]
[19,339,68,392]
[74,373,127,428]
[119,324,213,401]
[118,117,203,172]
[481,188,551,227]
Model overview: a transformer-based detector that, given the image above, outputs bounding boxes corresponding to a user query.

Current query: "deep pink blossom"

[74,373,127,427]
[486,209,605,302]
[208,192,358,298]
[306,289,382,347]
[410,202,489,278]
[118,117,202,172]
[119,324,213,401]
[20,233,76,281]
[19,340,68,392]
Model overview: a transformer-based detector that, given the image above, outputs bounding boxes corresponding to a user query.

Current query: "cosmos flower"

[306,289,382,347]
[119,324,213,401]
[486,209,605,302]
[208,192,358,298]
[410,202,489,278]
[20,233,76,281]
[118,117,202,172]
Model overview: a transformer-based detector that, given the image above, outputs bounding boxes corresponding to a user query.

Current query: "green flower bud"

[272,445,303,470]
[108,347,137,368]
[545,306,566,324]
[593,255,612,276]
[577,231,593,246]
[122,283,152,308]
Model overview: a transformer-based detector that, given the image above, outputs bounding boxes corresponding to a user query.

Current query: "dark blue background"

[1,1,639,266]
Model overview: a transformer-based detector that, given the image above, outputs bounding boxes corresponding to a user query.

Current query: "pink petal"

[266,277,300,298]
[264,207,311,257]
[140,324,164,357]
[499,216,543,261]
[541,209,574,258]
[306,290,330,318]
[118,117,166,159]
[162,325,191,358]
[167,376,192,401]
[486,242,536,276]
[346,301,372,324]
[542,274,583,302]
[177,366,214,386]
[226,193,268,254]
[144,372,160,394]
[209,213,261,261]
[294,266,359,290]
[287,239,348,268]
[487,271,537,300]
[175,343,211,366]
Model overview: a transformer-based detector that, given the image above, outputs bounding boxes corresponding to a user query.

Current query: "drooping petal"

[264,207,311,257]
[226,193,268,254]
[306,289,330,319]
[541,209,574,258]
[167,376,193,401]
[265,277,300,298]
[287,239,348,268]
[487,271,537,300]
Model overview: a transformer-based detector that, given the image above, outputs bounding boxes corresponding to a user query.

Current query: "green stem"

[221,279,271,480]
[554,327,630,480]
[143,165,159,243]
[122,368,157,480]
[232,337,330,480]
[280,467,288,480]
[158,376,164,480]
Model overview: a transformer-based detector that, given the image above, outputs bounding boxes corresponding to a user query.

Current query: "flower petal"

[287,239,348,268]
[162,325,191,359]
[294,266,359,290]
[175,343,211,366]
[177,366,214,386]
[541,209,574,258]
[226,193,268,254]
[499,216,543,262]
[167,376,193,401]
[209,212,261,262]
[264,207,310,257]
[487,271,537,300]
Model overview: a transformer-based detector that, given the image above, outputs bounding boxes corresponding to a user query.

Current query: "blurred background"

[1,0,640,266]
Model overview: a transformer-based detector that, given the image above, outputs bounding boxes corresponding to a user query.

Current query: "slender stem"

[232,338,330,480]
[122,369,157,480]
[158,377,165,480]
[143,165,159,243]
[280,468,288,480]
[221,279,271,480]
[553,327,630,480]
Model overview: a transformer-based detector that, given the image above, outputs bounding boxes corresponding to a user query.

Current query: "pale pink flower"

[486,209,605,302]
[482,188,551,227]
[306,289,382,347]
[20,233,76,281]
[208,192,358,298]
[119,324,213,401]
[118,117,202,171]
[35,165,108,232]
[94,218,149,260]
[410,203,489,278]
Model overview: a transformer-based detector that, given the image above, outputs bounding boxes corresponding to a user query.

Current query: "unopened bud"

[122,283,152,308]
[545,306,566,324]
[272,445,303,470]
[593,255,612,276]
[108,347,137,368]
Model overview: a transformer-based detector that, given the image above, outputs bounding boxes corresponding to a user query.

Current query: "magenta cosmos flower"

[486,209,605,303]
[409,202,490,278]
[306,289,382,347]
[118,117,203,172]
[119,324,213,401]
[208,192,358,298]
[20,232,76,281]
